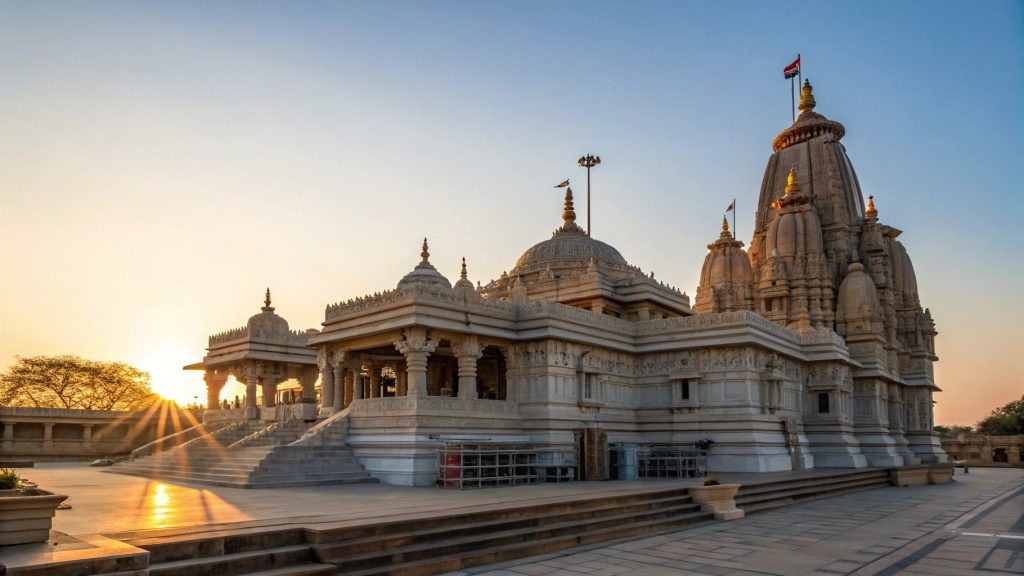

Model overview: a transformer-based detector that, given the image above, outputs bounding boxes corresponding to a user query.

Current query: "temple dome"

[397,238,452,290]
[836,258,880,317]
[514,229,627,270]
[247,289,292,338]
[512,185,628,274]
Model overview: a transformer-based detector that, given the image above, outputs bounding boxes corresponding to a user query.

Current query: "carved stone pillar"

[349,360,365,401]
[299,366,318,402]
[262,380,278,408]
[318,350,334,410]
[394,328,437,397]
[242,363,260,416]
[341,370,352,408]
[369,362,381,399]
[396,362,408,397]
[453,335,483,400]
[332,365,345,410]
[82,424,93,444]
[204,370,228,410]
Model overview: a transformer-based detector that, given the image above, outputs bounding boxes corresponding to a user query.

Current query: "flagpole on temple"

[790,76,795,122]
[733,197,737,240]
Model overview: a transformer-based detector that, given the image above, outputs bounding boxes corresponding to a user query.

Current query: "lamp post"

[578,154,601,237]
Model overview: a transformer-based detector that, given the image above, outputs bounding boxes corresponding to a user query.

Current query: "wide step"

[149,544,314,576]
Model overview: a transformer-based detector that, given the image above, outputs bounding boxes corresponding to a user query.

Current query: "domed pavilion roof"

[510,186,630,277]
[245,288,293,339]
[397,238,452,290]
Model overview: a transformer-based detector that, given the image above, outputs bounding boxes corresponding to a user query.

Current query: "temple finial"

[262,287,274,312]
[798,79,816,113]
[460,257,468,280]
[866,195,878,219]
[720,215,732,239]
[785,168,801,195]
[562,186,576,224]
[420,237,430,264]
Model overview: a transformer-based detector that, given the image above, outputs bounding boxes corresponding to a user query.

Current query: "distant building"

[942,434,1024,467]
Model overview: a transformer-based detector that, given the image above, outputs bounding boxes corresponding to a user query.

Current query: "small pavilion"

[185,289,320,421]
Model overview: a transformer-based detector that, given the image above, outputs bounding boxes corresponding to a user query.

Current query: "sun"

[136,347,206,407]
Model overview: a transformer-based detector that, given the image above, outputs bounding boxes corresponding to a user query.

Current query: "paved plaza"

[456,469,1023,576]
[0,464,1020,575]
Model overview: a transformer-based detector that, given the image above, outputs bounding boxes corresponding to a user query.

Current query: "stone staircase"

[129,528,335,576]
[735,468,892,514]
[309,486,713,575]
[108,416,377,488]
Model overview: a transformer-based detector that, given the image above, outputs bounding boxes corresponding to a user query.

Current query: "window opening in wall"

[817,392,830,414]
[681,379,690,401]
[766,299,773,311]
[993,448,1008,463]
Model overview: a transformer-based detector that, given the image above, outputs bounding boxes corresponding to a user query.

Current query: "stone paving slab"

[455,468,1023,576]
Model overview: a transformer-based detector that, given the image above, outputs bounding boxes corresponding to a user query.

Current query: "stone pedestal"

[891,465,929,487]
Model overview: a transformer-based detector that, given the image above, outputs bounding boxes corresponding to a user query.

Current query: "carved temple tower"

[718,79,946,465]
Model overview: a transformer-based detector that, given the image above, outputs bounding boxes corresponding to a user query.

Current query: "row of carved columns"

[318,329,490,412]
[203,361,319,412]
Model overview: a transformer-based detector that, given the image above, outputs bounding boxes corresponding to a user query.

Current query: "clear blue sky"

[1,0,1021,423]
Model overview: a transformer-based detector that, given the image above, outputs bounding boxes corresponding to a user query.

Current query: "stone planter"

[688,483,744,520]
[0,488,68,546]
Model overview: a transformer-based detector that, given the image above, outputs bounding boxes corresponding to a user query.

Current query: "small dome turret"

[398,238,452,290]
[835,254,882,337]
[246,288,292,339]
[695,216,754,314]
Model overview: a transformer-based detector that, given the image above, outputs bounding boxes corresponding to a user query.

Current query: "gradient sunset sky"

[1,1,1021,425]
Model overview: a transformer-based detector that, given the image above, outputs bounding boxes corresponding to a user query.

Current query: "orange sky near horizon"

[1,2,1021,426]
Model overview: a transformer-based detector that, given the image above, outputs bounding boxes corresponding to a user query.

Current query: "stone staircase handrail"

[289,407,352,447]
[129,421,228,460]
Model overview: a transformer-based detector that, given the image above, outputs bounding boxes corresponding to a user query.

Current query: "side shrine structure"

[118,81,947,487]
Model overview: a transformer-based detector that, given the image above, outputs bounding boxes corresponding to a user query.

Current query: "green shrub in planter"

[703,477,721,486]
[0,468,21,490]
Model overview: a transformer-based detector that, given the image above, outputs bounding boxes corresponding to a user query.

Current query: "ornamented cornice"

[208,325,311,347]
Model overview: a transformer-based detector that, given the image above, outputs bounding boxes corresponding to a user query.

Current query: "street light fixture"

[577,154,601,237]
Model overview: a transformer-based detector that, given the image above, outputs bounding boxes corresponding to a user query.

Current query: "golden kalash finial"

[798,79,816,114]
[460,257,468,280]
[866,195,878,219]
[562,186,576,224]
[721,215,732,238]
[420,238,430,264]
[262,288,274,312]
[785,168,801,195]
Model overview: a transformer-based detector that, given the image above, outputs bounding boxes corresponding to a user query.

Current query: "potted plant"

[0,468,69,546]
[688,476,744,520]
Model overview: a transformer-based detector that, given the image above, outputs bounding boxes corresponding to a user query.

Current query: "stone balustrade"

[0,406,200,460]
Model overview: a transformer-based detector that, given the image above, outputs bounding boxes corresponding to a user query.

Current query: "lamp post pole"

[577,154,601,237]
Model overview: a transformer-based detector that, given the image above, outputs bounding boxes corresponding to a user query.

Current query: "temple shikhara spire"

[152,73,946,493]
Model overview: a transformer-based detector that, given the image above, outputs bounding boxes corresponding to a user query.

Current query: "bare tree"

[0,355,157,410]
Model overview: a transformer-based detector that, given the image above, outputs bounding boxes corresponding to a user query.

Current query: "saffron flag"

[784,55,800,79]
[726,199,735,213]
[554,179,570,188]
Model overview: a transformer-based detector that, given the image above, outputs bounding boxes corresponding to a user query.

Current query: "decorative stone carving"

[394,327,438,397]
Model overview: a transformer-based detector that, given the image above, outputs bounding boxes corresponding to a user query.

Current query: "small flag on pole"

[784,55,801,79]
[554,179,570,188]
[726,199,735,212]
